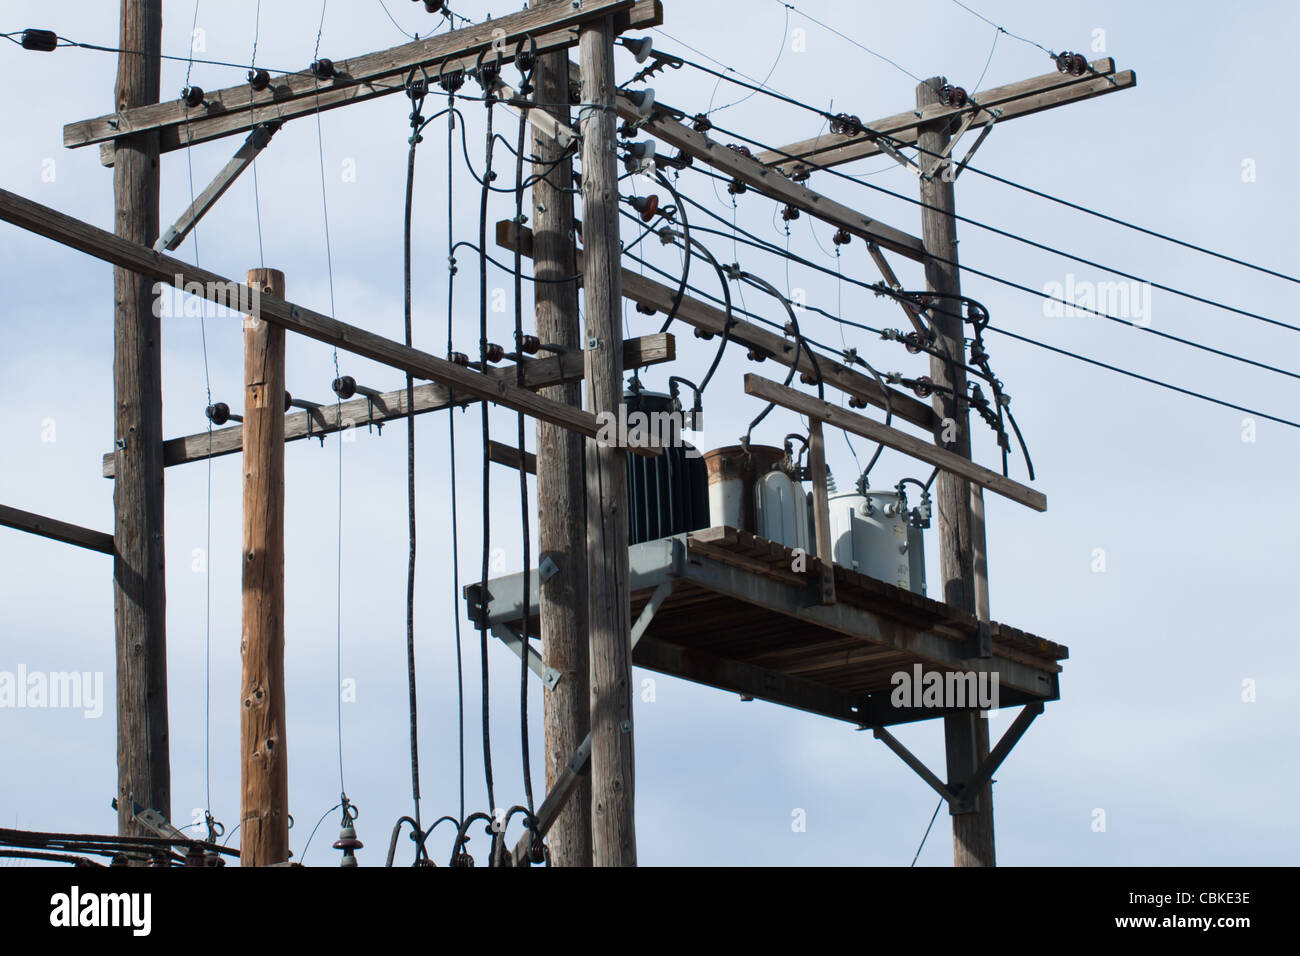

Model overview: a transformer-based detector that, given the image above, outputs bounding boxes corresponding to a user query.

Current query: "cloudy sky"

[1,0,1296,866]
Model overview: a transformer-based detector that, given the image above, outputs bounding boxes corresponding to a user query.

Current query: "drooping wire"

[698,117,1300,351]
[946,0,1055,58]
[400,74,427,835]
[310,0,347,799]
[377,0,417,40]
[477,89,498,818]
[177,0,219,833]
[910,797,943,866]
[702,2,788,116]
[445,91,467,826]
[771,0,923,82]
[656,45,1300,288]
[249,0,265,269]
[511,94,536,817]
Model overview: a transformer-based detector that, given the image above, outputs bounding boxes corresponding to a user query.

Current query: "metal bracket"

[925,108,1000,182]
[630,579,673,649]
[491,623,561,689]
[492,76,579,151]
[539,554,561,582]
[872,700,1045,814]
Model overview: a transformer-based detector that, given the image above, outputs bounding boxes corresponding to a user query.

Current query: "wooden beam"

[497,220,938,432]
[590,73,925,261]
[0,187,661,456]
[0,504,114,555]
[100,334,674,477]
[743,373,1047,512]
[74,0,663,165]
[530,0,593,869]
[240,268,290,866]
[510,733,592,867]
[155,123,277,252]
[579,16,637,868]
[111,0,169,845]
[757,60,1135,172]
[487,440,538,475]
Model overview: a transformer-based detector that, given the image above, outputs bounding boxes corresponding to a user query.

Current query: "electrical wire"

[698,117,1300,354]
[445,97,467,826]
[654,44,1300,288]
[511,91,536,817]
[910,797,943,866]
[477,90,498,819]
[771,0,923,82]
[400,77,426,833]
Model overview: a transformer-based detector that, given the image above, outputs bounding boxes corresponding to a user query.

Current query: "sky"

[0,0,1297,867]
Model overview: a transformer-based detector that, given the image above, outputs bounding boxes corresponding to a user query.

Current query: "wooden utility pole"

[240,268,290,866]
[579,15,636,866]
[530,0,592,867]
[916,77,995,867]
[112,0,169,840]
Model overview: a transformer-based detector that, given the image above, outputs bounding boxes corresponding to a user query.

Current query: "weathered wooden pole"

[240,268,290,866]
[916,77,996,867]
[579,15,636,866]
[112,0,169,840]
[530,0,593,867]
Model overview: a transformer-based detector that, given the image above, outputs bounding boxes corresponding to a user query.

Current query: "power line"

[772,0,923,82]
[648,38,1300,288]
[622,190,1300,432]
[678,83,1300,340]
[946,0,1053,57]
[677,155,1300,384]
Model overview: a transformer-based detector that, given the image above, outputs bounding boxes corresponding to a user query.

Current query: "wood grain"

[0,504,114,554]
[743,373,1046,512]
[580,18,637,868]
[240,268,290,866]
[112,0,170,844]
[0,187,662,455]
[101,334,673,477]
[531,0,593,869]
[498,220,939,432]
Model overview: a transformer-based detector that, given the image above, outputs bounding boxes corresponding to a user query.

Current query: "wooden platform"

[470,527,1066,728]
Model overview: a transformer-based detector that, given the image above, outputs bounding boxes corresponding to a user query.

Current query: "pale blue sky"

[0,0,1296,866]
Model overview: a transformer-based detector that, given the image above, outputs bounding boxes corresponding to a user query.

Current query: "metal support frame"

[491,624,562,690]
[468,535,1060,705]
[873,701,1044,814]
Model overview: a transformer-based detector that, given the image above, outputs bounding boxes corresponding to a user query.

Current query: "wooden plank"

[0,504,114,554]
[0,187,662,457]
[587,71,925,261]
[239,268,290,866]
[66,0,641,151]
[487,440,538,475]
[756,59,1129,171]
[92,2,663,164]
[743,373,1047,512]
[156,123,277,251]
[497,221,938,432]
[101,334,673,476]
